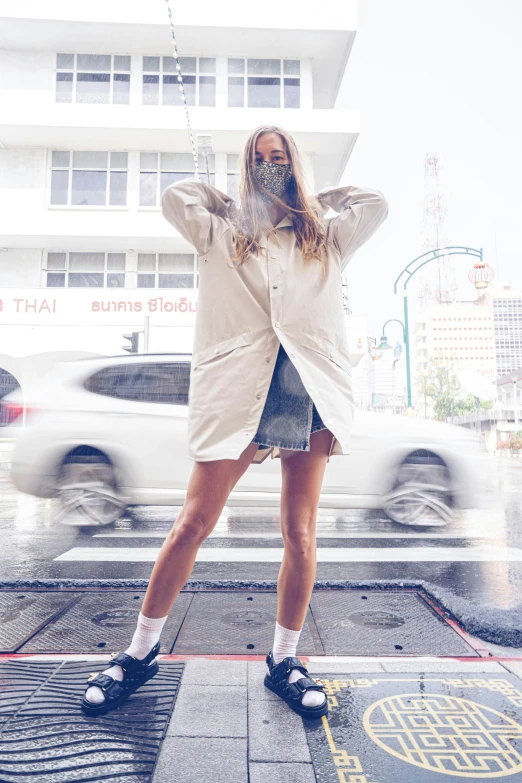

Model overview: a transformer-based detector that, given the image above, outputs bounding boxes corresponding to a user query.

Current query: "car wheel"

[53,451,126,527]
[383,451,454,527]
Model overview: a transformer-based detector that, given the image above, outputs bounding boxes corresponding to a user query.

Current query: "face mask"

[254,162,293,203]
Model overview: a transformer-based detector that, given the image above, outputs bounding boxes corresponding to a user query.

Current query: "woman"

[82,125,387,719]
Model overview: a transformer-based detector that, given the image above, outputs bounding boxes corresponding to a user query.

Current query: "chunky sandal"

[81,642,161,717]
[264,650,328,719]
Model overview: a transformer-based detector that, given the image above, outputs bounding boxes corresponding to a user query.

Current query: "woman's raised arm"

[317,185,388,271]
[161,178,236,255]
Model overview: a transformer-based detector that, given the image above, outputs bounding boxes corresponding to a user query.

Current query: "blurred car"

[1,353,489,528]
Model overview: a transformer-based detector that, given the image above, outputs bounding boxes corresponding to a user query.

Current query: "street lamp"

[376,319,405,414]
[394,246,483,409]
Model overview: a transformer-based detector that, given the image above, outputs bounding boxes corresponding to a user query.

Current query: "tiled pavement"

[151,654,522,783]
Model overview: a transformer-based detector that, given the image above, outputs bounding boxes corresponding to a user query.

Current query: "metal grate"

[0,659,183,783]
[173,592,323,654]
[20,592,192,654]
[310,590,477,656]
[0,592,79,653]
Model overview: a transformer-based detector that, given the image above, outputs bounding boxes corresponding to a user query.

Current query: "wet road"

[1,458,522,614]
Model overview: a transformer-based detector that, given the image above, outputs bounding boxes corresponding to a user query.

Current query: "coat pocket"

[193,331,251,369]
[300,331,352,374]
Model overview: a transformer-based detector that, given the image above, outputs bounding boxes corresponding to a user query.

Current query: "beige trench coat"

[161,179,388,463]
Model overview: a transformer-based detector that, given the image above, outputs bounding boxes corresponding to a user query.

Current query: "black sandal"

[81,642,160,717]
[264,651,328,719]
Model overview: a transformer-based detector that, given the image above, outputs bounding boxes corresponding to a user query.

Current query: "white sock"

[85,612,167,705]
[272,622,325,708]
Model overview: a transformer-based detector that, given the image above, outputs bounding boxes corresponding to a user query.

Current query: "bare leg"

[141,441,259,618]
[277,429,332,630]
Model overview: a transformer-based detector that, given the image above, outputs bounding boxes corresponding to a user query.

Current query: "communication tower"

[417,153,457,310]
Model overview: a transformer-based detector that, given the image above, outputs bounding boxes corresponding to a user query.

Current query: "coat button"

[274,321,280,328]
[290,353,295,358]
[256,394,261,400]
[272,285,278,289]
[214,349,219,354]
[245,432,250,437]
[265,357,270,363]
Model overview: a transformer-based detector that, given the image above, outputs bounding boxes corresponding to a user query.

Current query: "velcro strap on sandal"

[110,652,138,672]
[294,676,324,693]
[280,656,308,676]
[88,673,123,694]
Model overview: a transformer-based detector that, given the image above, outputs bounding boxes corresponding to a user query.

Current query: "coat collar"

[274,214,294,229]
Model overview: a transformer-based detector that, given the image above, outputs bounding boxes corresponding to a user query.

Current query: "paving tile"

[153,737,247,783]
[167,684,247,737]
[250,761,316,783]
[501,660,522,679]
[248,660,279,701]
[306,661,385,674]
[248,697,312,763]
[381,660,505,673]
[182,659,247,686]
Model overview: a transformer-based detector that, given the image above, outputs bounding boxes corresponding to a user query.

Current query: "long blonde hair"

[229,126,329,272]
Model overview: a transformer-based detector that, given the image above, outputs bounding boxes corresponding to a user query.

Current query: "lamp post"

[394,246,483,409]
[377,320,405,414]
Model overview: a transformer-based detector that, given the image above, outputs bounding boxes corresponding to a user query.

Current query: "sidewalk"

[151,653,522,783]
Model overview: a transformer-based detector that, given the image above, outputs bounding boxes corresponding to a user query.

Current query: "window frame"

[142,55,216,107]
[55,53,131,105]
[137,252,198,290]
[138,152,215,208]
[49,150,128,208]
[227,58,301,109]
[44,251,128,288]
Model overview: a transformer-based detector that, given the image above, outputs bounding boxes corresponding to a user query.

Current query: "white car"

[2,353,488,528]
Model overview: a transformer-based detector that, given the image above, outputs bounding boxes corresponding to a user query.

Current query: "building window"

[142,56,216,106]
[226,154,240,202]
[50,151,128,207]
[137,253,196,289]
[227,58,300,108]
[45,252,127,288]
[55,53,131,104]
[140,153,215,207]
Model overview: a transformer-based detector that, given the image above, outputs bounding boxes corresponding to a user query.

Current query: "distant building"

[491,285,522,377]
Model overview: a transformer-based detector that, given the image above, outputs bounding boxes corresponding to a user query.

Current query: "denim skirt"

[251,343,327,451]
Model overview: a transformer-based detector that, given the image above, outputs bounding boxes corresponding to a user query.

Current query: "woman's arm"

[161,178,236,255]
[317,185,388,271]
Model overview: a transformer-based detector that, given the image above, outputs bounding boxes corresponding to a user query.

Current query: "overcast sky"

[336,0,522,339]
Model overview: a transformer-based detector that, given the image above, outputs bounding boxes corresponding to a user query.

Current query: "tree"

[416,362,493,420]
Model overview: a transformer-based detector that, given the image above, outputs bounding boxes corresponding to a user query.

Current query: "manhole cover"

[221,610,272,626]
[348,610,405,629]
[0,592,78,653]
[173,592,323,654]
[0,659,183,783]
[20,592,193,653]
[310,591,477,656]
[305,672,522,782]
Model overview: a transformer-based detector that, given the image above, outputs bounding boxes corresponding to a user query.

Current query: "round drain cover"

[221,610,271,627]
[91,609,135,628]
[348,610,405,629]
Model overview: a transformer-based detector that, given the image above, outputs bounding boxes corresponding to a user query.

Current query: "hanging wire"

[164,0,200,180]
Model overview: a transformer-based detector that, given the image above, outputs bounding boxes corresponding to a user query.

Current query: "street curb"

[1,578,521,648]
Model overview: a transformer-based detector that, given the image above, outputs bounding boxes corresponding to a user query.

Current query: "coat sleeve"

[161,178,236,255]
[317,185,388,271]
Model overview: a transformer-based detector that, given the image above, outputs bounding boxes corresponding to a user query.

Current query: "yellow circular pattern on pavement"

[363,693,522,778]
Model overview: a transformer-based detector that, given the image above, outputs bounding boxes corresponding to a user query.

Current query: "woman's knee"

[281,512,316,556]
[168,506,214,548]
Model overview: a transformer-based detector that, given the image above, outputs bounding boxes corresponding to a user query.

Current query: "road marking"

[54,545,522,563]
[93,531,498,539]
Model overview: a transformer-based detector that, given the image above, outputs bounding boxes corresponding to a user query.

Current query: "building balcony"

[0,1,357,110]
[0,101,358,192]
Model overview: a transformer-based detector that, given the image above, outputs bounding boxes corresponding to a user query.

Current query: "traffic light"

[122,332,139,353]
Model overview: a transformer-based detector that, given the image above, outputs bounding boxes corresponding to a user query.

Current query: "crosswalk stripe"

[54,545,522,563]
[92,531,497,539]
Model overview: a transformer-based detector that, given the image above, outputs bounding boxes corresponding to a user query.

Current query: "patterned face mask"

[254,162,293,203]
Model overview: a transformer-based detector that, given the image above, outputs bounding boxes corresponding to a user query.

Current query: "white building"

[414,299,496,380]
[491,284,522,378]
[0,1,362,392]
